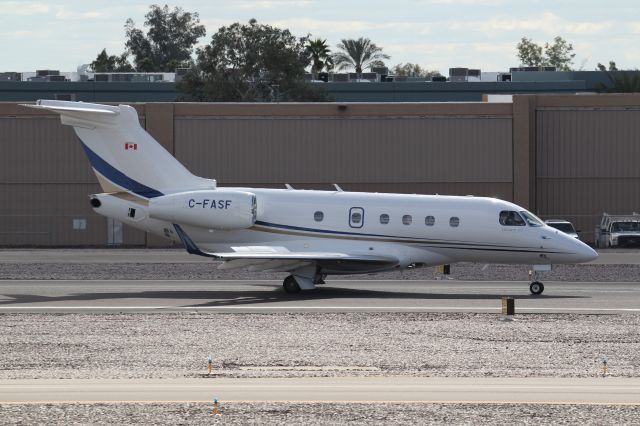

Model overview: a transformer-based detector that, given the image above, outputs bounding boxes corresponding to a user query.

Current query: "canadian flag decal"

[124,143,138,151]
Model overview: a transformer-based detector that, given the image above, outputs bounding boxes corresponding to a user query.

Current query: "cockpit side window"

[499,210,526,226]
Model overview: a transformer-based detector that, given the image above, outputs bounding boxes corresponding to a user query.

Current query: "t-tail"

[24,100,213,200]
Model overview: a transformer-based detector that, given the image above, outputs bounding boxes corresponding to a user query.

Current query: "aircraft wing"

[173,224,399,273]
[214,250,398,273]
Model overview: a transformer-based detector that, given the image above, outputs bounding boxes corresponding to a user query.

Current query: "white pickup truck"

[594,213,640,248]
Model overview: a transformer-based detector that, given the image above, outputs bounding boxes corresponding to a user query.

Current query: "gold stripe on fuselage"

[94,169,149,206]
[110,191,149,206]
[94,170,123,193]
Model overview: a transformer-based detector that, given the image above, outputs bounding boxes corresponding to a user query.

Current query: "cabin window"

[351,211,362,224]
[449,216,460,227]
[314,211,324,222]
[402,215,412,225]
[425,215,435,226]
[380,214,389,224]
[499,210,526,226]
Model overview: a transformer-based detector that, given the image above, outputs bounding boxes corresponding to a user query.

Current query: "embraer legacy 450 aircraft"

[26,100,597,295]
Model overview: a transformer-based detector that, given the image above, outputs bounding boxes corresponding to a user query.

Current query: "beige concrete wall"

[174,116,512,187]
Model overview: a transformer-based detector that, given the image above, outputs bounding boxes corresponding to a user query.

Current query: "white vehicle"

[25,100,597,295]
[595,213,640,248]
[544,219,580,240]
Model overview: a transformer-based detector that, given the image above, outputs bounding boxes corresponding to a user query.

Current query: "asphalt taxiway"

[0,279,639,313]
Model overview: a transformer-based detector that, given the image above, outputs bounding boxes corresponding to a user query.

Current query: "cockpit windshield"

[499,210,526,226]
[520,210,544,227]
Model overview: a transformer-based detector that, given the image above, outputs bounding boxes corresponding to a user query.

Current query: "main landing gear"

[283,276,301,294]
[282,267,326,294]
[529,281,544,295]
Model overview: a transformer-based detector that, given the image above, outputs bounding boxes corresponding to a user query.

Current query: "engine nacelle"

[149,190,257,230]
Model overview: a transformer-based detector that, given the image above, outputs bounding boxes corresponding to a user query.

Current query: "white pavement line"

[2,400,639,406]
[1,306,640,312]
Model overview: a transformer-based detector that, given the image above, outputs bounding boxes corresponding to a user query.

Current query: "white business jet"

[25,100,597,295]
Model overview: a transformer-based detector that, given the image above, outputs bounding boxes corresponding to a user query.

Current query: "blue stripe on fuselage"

[254,220,414,239]
[253,220,566,253]
[80,143,164,198]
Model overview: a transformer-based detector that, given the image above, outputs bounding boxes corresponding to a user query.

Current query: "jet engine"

[149,190,257,230]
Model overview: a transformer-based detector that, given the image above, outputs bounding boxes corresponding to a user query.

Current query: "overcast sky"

[1,0,638,73]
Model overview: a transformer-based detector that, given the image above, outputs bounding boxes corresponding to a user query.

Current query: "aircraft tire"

[529,281,544,295]
[283,275,301,294]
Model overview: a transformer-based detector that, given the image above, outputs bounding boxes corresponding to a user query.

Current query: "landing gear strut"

[529,281,544,295]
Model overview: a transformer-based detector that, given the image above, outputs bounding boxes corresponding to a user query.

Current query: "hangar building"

[1,94,639,246]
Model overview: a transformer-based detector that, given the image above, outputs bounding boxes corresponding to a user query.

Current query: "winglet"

[173,224,216,258]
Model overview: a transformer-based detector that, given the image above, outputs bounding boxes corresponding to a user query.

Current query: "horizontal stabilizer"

[22,100,119,115]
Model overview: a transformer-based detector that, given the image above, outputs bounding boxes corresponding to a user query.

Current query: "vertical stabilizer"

[23,100,213,198]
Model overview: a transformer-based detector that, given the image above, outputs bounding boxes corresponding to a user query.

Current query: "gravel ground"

[1,313,638,380]
[2,261,639,424]
[1,402,639,425]
[2,261,640,282]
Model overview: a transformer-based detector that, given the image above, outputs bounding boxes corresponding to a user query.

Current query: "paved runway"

[0,279,639,313]
[2,377,639,404]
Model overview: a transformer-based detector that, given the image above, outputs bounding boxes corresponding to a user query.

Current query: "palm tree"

[306,38,333,80]
[332,37,390,77]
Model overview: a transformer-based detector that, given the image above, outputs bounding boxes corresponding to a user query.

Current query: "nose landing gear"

[529,281,544,295]
[528,266,549,296]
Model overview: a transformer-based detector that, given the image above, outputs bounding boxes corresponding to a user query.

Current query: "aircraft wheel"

[529,281,544,295]
[283,275,301,294]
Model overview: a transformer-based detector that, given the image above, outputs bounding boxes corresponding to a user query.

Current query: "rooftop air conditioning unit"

[36,70,60,77]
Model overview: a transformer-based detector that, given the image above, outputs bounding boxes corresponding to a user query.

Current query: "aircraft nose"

[575,241,598,263]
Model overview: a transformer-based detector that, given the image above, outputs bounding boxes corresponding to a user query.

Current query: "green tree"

[516,36,575,71]
[90,48,134,72]
[516,37,544,67]
[306,38,333,79]
[124,4,205,72]
[178,19,330,102]
[598,71,640,93]
[544,36,575,71]
[332,37,390,75]
[597,61,618,71]
[392,63,440,79]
